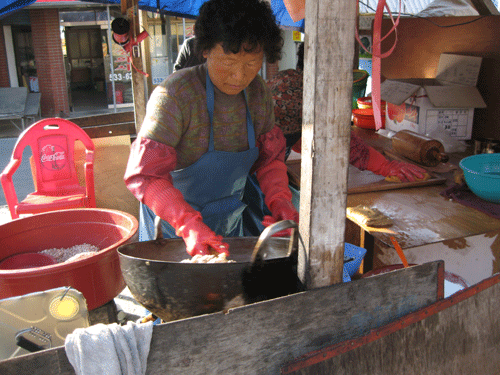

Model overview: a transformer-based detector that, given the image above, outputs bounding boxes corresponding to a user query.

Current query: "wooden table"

[287,127,500,286]
[344,127,500,286]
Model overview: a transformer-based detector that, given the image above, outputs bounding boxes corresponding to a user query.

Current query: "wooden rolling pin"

[391,130,449,167]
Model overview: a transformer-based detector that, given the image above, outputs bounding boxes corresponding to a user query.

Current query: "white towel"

[65,320,154,375]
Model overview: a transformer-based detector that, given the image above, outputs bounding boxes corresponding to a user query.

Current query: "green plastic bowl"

[459,154,500,203]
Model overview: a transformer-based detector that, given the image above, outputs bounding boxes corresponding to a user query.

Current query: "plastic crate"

[343,243,367,282]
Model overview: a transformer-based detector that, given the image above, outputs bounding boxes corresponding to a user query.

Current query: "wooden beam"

[130,1,147,133]
[469,0,500,15]
[141,10,153,98]
[282,272,500,374]
[80,122,136,139]
[299,0,357,287]
[68,111,134,127]
[0,262,443,374]
[120,0,127,15]
[118,0,147,133]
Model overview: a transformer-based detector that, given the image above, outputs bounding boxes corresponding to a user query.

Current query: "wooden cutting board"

[286,159,447,194]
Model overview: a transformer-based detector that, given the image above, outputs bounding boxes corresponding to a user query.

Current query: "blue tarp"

[84,0,203,19]
[0,0,37,19]
[271,0,305,31]
[86,0,305,30]
[1,0,305,31]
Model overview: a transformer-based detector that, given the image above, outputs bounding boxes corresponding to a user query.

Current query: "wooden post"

[299,0,357,288]
[122,0,147,133]
[141,11,153,98]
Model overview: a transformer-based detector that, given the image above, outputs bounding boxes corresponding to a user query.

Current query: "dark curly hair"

[194,0,283,64]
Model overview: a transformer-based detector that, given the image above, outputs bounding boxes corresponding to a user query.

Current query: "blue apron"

[139,72,260,241]
[242,173,300,236]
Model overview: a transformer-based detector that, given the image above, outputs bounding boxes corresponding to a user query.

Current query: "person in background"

[267,42,427,182]
[124,0,297,257]
[173,36,206,72]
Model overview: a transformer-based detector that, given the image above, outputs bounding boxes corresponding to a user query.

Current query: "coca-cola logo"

[40,144,66,170]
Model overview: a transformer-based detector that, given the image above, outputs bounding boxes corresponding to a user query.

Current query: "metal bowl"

[117,220,304,322]
[460,153,500,203]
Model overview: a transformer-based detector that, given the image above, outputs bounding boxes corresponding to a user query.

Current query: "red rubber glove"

[253,127,299,236]
[176,214,229,257]
[265,199,299,223]
[366,146,427,182]
[124,138,229,257]
[291,137,301,153]
[263,199,299,236]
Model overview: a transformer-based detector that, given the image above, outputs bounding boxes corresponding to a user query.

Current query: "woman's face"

[203,43,264,95]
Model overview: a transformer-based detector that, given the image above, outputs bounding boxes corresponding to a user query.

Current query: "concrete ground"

[0,133,35,224]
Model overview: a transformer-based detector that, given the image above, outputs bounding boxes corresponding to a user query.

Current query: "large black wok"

[117,219,304,322]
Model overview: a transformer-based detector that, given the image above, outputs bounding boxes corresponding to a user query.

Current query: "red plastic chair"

[1,118,96,219]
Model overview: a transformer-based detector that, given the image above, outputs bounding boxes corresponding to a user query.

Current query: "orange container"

[352,108,385,129]
[357,97,386,110]
[0,209,138,310]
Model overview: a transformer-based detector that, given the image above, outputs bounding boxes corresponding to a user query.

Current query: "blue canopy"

[89,0,305,30]
[0,0,37,19]
[271,0,305,31]
[1,0,304,31]
[85,0,202,19]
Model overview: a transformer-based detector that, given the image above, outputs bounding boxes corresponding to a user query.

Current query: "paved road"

[0,137,35,207]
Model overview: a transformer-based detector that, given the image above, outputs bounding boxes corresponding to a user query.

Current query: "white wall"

[278,30,299,71]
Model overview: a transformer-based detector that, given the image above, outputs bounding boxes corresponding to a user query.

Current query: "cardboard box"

[381,54,486,140]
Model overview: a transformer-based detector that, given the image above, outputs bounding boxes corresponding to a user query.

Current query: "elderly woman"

[124,0,297,257]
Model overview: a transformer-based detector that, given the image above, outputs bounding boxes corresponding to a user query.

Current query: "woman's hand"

[262,199,299,236]
[366,145,428,183]
[177,216,229,256]
[379,160,428,182]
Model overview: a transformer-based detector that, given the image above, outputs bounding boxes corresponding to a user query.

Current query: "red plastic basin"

[0,208,138,310]
[0,252,56,269]
[352,108,386,130]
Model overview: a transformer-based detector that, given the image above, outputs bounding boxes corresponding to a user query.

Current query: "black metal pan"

[117,219,304,322]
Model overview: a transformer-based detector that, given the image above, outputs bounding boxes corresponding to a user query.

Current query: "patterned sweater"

[139,63,276,170]
[267,67,370,170]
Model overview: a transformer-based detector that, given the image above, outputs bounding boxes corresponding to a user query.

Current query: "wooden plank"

[0,262,442,374]
[299,0,358,287]
[347,175,446,194]
[287,159,446,194]
[81,122,136,139]
[141,10,154,98]
[0,349,76,375]
[469,0,500,15]
[347,183,500,250]
[74,135,139,219]
[130,2,147,133]
[69,111,135,128]
[69,111,136,138]
[281,273,500,374]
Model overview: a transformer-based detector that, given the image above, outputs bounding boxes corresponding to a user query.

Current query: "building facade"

[0,1,295,118]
